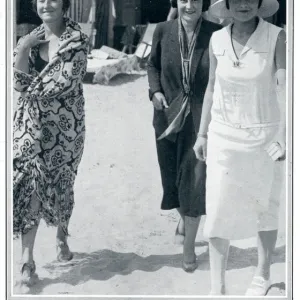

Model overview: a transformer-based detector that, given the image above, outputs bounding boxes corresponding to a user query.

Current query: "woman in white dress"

[193,0,286,296]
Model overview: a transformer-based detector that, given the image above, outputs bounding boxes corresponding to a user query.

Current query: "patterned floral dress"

[13,18,88,237]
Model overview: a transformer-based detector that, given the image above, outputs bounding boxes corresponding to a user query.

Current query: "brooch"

[233,61,240,68]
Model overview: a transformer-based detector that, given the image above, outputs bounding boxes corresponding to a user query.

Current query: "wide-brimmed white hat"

[208,0,279,19]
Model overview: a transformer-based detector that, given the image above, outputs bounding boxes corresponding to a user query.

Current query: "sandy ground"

[12,74,287,297]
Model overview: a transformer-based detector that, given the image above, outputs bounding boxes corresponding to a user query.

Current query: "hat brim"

[208,0,279,19]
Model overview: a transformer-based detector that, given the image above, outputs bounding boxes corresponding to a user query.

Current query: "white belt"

[212,118,281,129]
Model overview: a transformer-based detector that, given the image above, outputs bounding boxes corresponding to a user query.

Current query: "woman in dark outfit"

[147,0,221,272]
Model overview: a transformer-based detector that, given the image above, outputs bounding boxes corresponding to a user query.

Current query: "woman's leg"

[20,193,41,283]
[21,193,40,263]
[256,230,278,279]
[174,207,185,244]
[21,225,39,265]
[246,183,281,295]
[255,170,281,281]
[183,216,201,263]
[209,237,230,295]
[245,230,277,296]
[176,207,185,234]
[56,182,74,261]
[56,219,73,262]
[56,220,69,244]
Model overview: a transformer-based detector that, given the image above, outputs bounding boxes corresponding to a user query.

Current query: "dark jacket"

[147,19,221,137]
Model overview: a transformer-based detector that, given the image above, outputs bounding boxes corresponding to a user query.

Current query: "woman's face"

[228,0,260,22]
[177,0,203,24]
[36,0,64,23]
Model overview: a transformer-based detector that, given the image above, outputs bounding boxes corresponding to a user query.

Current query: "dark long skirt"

[155,114,206,217]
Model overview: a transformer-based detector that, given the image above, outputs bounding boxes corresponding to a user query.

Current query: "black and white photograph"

[4,0,294,298]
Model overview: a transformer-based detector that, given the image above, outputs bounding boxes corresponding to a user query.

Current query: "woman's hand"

[193,136,208,161]
[21,29,49,50]
[152,92,169,110]
[265,128,286,161]
[14,29,49,76]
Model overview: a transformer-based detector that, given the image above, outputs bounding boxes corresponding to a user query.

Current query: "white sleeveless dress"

[203,18,285,240]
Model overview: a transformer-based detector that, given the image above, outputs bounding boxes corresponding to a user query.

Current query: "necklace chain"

[230,18,259,67]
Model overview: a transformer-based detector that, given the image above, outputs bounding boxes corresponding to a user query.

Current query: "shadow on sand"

[16,244,285,295]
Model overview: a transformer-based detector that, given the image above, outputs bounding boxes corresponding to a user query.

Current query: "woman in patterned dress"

[13,0,88,285]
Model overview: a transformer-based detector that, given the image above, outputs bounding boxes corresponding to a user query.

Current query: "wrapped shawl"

[13,18,89,236]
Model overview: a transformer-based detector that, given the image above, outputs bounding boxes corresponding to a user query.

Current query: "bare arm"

[193,38,217,161]
[13,29,48,92]
[13,37,34,92]
[14,43,31,74]
[274,30,286,132]
[14,29,47,74]
[265,29,287,161]
[197,39,217,137]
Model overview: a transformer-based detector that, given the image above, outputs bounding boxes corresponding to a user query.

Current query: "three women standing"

[13,0,286,296]
[147,0,221,272]
[13,0,88,286]
[194,0,286,295]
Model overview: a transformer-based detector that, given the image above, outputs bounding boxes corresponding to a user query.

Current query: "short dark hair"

[171,0,211,11]
[31,0,71,14]
[225,0,263,9]
[170,0,177,8]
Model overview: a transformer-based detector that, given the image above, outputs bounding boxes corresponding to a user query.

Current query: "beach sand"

[12,74,287,297]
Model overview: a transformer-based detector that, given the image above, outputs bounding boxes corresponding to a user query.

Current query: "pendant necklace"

[230,18,259,68]
[230,24,241,68]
